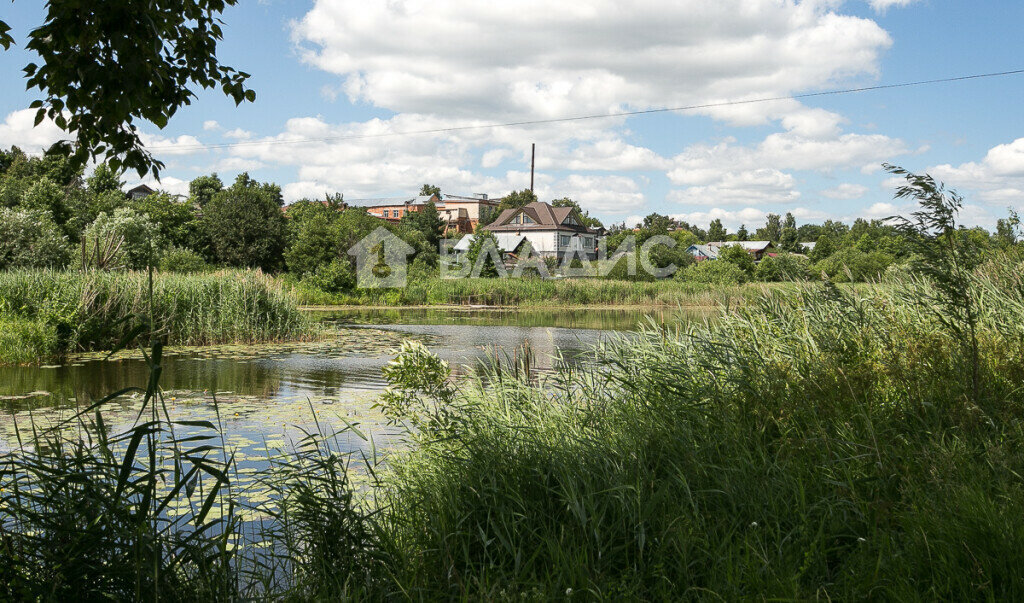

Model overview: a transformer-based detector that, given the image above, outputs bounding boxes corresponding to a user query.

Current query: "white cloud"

[294,0,892,123]
[203,120,221,131]
[670,207,770,231]
[559,174,647,214]
[224,128,254,140]
[140,133,205,157]
[868,0,922,14]
[926,138,1024,207]
[0,109,66,152]
[668,168,800,206]
[821,183,868,199]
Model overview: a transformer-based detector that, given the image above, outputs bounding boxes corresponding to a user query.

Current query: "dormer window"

[563,215,579,226]
[510,212,534,225]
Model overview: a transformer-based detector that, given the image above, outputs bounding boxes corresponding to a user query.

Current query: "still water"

[0,307,701,457]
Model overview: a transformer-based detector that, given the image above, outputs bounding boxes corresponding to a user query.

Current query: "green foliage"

[202,174,287,271]
[19,177,72,229]
[755,212,782,242]
[719,243,756,275]
[302,259,356,294]
[83,207,162,270]
[159,246,210,273]
[286,213,339,277]
[132,192,202,250]
[708,218,727,241]
[419,183,441,198]
[809,233,836,262]
[189,173,224,207]
[466,230,503,278]
[15,0,254,177]
[86,163,123,195]
[0,208,72,270]
[681,259,748,284]
[812,247,894,282]
[755,252,811,282]
[402,200,444,263]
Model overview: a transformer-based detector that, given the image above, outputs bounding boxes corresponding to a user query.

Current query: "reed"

[0,269,309,363]
[293,275,780,307]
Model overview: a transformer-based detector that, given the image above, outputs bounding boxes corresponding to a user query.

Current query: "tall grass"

[5,250,1024,597]
[293,275,779,307]
[0,269,309,363]
[364,254,1024,598]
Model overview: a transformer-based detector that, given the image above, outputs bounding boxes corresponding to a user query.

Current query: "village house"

[482,201,601,260]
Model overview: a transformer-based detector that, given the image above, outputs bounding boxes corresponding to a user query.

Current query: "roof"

[443,194,499,205]
[125,184,155,196]
[453,233,528,253]
[347,195,436,208]
[707,241,774,252]
[800,241,816,251]
[486,201,595,234]
[687,244,719,259]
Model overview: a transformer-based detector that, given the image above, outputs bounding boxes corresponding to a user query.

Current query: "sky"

[1,0,1024,231]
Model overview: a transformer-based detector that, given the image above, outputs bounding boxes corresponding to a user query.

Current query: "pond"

[0,306,706,460]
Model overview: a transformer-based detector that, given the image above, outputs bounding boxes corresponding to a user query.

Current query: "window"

[522,214,534,224]
[563,215,578,226]
[560,235,571,247]
[511,212,534,225]
[382,210,389,217]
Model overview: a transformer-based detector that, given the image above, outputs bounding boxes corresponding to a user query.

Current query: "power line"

[150,68,1024,152]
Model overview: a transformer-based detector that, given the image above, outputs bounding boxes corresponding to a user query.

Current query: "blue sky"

[2,0,1023,230]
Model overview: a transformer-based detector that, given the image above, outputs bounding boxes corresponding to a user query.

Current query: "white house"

[483,201,601,260]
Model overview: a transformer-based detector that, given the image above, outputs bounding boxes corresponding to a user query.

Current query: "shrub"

[812,247,895,282]
[159,246,211,273]
[302,259,356,294]
[82,207,162,270]
[0,208,72,269]
[755,252,811,282]
[682,259,747,284]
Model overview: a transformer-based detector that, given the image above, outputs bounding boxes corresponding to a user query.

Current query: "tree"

[83,207,162,270]
[708,219,727,242]
[500,189,538,211]
[755,213,782,242]
[202,173,287,271]
[779,225,800,253]
[719,243,755,276]
[131,192,203,251]
[466,230,502,278]
[403,201,444,264]
[0,208,72,269]
[3,0,254,178]
[681,260,747,285]
[189,174,223,208]
[736,224,749,241]
[641,213,675,234]
[419,184,442,198]
[808,234,836,263]
[995,209,1021,249]
[783,212,796,231]
[285,213,338,277]
[755,252,811,282]
[86,164,123,195]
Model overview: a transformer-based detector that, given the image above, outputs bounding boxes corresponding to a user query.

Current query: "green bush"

[682,259,748,284]
[812,247,895,282]
[302,259,356,294]
[159,246,211,273]
[82,207,162,270]
[0,208,72,269]
[755,252,811,282]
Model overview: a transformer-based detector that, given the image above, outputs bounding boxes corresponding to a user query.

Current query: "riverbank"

[4,255,1024,599]
[0,269,310,364]
[292,276,793,307]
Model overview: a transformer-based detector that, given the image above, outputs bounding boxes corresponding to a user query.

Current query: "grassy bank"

[5,252,1024,598]
[292,275,779,307]
[0,269,309,364]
